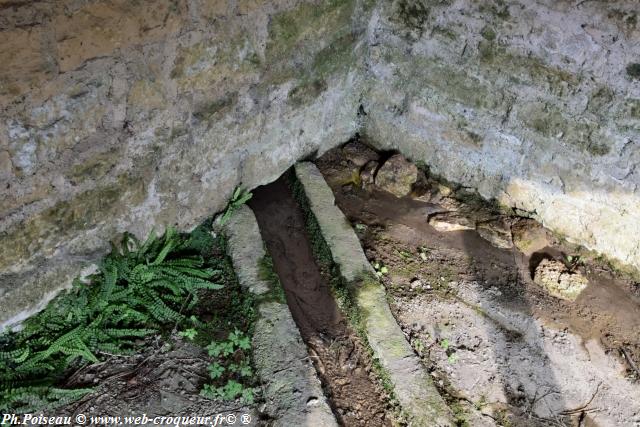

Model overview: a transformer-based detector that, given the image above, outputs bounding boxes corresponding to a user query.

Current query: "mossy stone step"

[224,206,338,427]
[295,162,455,426]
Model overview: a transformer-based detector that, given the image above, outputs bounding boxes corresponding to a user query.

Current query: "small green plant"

[178,328,198,340]
[373,262,389,277]
[201,329,256,403]
[474,395,487,411]
[0,226,223,412]
[220,187,253,225]
[440,338,450,350]
[396,249,413,259]
[494,409,513,427]
[412,337,426,355]
[418,246,429,261]
[563,254,582,272]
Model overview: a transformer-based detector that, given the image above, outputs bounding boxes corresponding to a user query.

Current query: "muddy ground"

[316,142,640,427]
[249,176,394,427]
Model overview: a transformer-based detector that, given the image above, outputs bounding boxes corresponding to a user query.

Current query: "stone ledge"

[295,162,455,426]
[224,205,338,427]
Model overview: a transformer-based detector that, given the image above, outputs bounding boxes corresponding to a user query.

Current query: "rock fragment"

[533,259,588,301]
[342,142,379,167]
[476,218,513,249]
[374,154,418,197]
[360,160,379,187]
[428,212,476,232]
[512,219,555,256]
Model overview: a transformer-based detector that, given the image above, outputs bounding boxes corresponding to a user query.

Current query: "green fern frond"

[0,221,228,412]
[105,328,155,338]
[100,263,118,301]
[0,348,28,362]
[137,229,157,257]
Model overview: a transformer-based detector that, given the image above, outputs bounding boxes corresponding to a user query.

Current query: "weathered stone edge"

[223,205,338,427]
[294,161,455,426]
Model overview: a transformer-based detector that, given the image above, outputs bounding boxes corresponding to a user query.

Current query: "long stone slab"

[295,162,454,426]
[224,205,338,427]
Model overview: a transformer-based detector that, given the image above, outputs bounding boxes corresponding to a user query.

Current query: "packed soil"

[249,176,394,427]
[316,143,640,427]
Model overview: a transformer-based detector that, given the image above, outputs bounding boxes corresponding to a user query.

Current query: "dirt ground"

[316,143,640,427]
[249,176,394,427]
[57,335,258,426]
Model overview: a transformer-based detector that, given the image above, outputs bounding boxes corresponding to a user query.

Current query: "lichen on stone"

[626,63,640,80]
[287,79,328,107]
[392,0,430,32]
[480,26,497,41]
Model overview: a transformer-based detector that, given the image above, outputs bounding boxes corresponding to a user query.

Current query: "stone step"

[294,161,455,426]
[224,206,338,427]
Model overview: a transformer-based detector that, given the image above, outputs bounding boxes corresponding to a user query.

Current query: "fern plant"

[0,225,223,412]
[220,187,252,225]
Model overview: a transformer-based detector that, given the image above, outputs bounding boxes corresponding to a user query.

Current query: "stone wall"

[364,0,640,274]
[1,0,639,327]
[0,0,369,327]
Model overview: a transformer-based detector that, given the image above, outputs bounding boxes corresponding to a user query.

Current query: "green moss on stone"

[0,174,147,272]
[432,26,457,40]
[480,26,496,41]
[627,99,640,119]
[587,86,615,114]
[466,131,483,146]
[256,253,287,304]
[311,32,358,79]
[393,0,430,32]
[517,102,609,155]
[262,0,361,102]
[478,0,510,20]
[67,149,120,182]
[170,33,260,94]
[586,141,611,156]
[388,51,502,111]
[170,125,188,141]
[519,102,567,137]
[477,40,577,95]
[287,79,328,107]
[626,63,640,79]
[193,93,238,121]
[266,0,356,61]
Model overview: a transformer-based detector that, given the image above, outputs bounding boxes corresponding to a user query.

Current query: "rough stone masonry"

[0,0,639,327]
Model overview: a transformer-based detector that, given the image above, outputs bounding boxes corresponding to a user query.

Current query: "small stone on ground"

[533,259,588,301]
[428,212,476,232]
[375,154,418,197]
